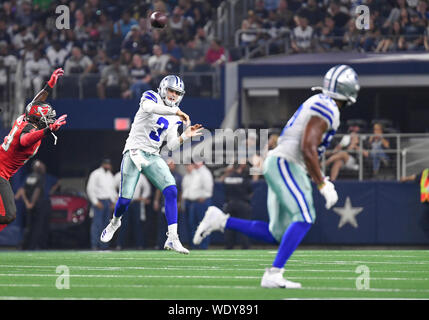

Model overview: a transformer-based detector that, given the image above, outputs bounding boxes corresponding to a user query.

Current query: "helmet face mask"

[158,75,185,108]
[25,101,57,129]
[312,65,360,107]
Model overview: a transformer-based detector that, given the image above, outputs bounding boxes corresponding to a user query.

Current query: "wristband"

[317,177,326,190]
[317,181,326,190]
[180,131,190,142]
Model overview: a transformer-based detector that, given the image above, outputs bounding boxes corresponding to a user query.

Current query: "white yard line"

[1,284,429,294]
[0,273,260,279]
[292,254,429,258]
[22,256,427,265]
[0,296,143,300]
[1,264,429,274]
[0,272,429,282]
[288,260,429,265]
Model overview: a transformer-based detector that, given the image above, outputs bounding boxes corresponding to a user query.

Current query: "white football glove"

[318,177,338,210]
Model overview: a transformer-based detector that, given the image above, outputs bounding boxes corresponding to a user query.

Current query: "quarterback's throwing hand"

[49,114,67,132]
[176,110,190,126]
[318,177,338,210]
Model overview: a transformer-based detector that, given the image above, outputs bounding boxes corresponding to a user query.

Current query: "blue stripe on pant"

[277,158,313,224]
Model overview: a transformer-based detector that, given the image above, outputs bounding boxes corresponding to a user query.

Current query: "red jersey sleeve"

[19,125,47,147]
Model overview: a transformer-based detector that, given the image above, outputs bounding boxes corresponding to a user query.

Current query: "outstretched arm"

[20,115,67,147]
[31,68,64,103]
[166,124,203,151]
[20,69,66,147]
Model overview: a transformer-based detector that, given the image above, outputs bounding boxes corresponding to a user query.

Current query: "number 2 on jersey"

[149,117,169,142]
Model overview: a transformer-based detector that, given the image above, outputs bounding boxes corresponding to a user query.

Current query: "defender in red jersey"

[0,68,67,232]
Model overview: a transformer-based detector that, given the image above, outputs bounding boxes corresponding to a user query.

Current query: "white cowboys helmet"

[158,75,185,108]
[312,65,360,106]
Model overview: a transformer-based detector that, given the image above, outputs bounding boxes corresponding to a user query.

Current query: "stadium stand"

[0,0,427,104]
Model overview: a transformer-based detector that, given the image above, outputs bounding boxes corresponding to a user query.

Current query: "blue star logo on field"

[332,197,363,229]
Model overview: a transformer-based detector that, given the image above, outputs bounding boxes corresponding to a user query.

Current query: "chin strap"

[37,107,58,145]
[51,131,58,145]
[311,86,323,92]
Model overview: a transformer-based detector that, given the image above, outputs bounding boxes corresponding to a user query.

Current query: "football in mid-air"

[150,11,167,28]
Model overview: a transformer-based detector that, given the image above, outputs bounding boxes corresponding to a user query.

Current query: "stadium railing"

[216,0,254,47]
[189,130,429,182]
[230,32,425,61]
[0,65,13,127]
[321,133,429,181]
[234,28,290,60]
[51,71,221,99]
[1,62,24,128]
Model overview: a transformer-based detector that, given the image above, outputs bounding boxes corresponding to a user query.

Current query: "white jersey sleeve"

[139,90,179,115]
[306,94,340,131]
[165,121,184,151]
[123,90,182,154]
[269,93,340,170]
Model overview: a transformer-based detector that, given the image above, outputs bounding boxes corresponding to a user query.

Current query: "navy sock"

[113,197,131,218]
[226,217,278,244]
[272,221,312,269]
[162,185,178,225]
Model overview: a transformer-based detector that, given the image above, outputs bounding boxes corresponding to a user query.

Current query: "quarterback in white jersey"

[101,75,203,254]
[193,65,360,288]
[124,89,187,155]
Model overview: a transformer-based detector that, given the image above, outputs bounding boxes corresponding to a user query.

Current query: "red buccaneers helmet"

[25,101,57,128]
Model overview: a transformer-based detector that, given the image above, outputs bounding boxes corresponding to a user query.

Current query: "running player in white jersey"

[101,75,203,254]
[193,65,360,287]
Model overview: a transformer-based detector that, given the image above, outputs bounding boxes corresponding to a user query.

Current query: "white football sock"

[168,223,178,236]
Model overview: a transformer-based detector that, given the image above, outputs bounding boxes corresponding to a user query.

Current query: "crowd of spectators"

[1,0,428,101]
[0,0,225,100]
[324,119,398,180]
[236,0,429,57]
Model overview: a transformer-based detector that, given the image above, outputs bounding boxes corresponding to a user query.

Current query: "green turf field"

[0,249,428,300]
